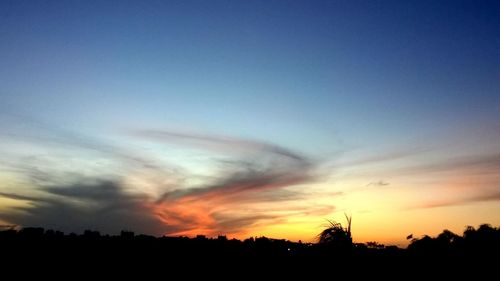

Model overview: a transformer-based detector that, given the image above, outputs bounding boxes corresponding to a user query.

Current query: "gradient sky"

[1,0,499,246]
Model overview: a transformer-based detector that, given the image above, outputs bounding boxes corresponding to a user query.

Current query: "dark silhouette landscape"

[1,221,497,276]
[1,1,499,277]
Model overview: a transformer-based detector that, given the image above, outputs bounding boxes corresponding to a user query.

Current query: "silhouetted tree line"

[0,223,497,276]
[407,224,500,256]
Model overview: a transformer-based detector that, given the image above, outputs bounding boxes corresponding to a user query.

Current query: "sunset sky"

[1,0,499,246]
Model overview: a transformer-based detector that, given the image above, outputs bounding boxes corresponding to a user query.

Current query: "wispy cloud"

[0,191,46,202]
[0,180,168,235]
[397,154,500,175]
[132,129,308,162]
[0,113,181,177]
[337,146,433,168]
[366,180,389,187]
[412,189,500,210]
[396,153,500,210]
[134,129,318,236]
[0,124,324,237]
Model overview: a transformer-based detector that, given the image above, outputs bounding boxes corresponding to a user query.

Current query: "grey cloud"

[366,180,390,187]
[133,129,307,162]
[0,180,169,235]
[401,154,500,175]
[1,122,326,237]
[212,214,280,234]
[411,189,500,210]
[134,130,322,235]
[0,113,182,182]
[155,160,314,235]
[143,130,316,204]
[339,146,433,168]
[159,166,311,203]
[0,191,46,202]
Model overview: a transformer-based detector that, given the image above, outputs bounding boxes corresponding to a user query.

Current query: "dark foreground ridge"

[1,224,498,277]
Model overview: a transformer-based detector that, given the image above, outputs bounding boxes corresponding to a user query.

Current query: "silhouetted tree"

[366,241,385,249]
[120,230,135,239]
[318,214,352,250]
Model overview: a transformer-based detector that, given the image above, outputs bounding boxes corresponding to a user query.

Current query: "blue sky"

[0,0,499,244]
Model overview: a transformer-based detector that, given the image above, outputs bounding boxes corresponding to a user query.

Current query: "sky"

[0,0,499,246]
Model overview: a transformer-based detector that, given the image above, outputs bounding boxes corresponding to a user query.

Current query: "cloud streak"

[0,180,169,235]
[413,189,500,210]
[136,129,318,236]
[396,154,500,176]
[0,125,323,237]
[133,129,308,162]
[366,180,389,187]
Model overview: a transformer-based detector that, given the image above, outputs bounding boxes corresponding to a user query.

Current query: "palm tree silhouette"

[318,214,352,247]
